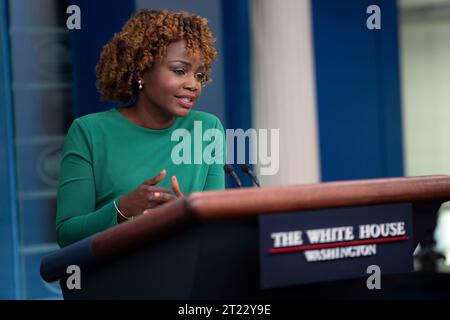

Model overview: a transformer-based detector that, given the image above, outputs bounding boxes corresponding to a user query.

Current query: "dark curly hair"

[95,9,218,103]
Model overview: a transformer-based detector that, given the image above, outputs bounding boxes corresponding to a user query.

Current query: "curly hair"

[95,9,218,103]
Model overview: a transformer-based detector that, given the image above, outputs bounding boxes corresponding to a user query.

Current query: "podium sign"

[259,203,414,289]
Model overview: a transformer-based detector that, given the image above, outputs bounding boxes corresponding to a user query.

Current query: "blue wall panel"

[0,0,20,299]
[221,0,253,187]
[68,0,135,117]
[312,0,404,181]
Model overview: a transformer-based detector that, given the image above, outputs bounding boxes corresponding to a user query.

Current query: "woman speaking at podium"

[56,9,225,248]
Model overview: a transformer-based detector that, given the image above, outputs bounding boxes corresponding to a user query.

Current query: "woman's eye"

[195,73,205,81]
[173,68,185,75]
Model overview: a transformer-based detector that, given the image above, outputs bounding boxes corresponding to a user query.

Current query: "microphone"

[223,164,243,188]
[239,164,261,187]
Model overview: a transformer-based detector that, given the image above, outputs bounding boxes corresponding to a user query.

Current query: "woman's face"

[140,40,205,118]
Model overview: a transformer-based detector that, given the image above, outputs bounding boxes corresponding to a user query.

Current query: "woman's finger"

[144,185,173,194]
[171,176,183,197]
[147,192,176,203]
[144,169,166,186]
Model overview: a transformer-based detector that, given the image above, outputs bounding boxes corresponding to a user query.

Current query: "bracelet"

[114,199,133,221]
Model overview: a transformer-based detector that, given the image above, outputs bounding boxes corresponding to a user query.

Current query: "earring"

[138,80,143,90]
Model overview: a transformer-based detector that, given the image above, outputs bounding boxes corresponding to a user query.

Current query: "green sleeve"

[56,119,118,247]
[203,118,226,191]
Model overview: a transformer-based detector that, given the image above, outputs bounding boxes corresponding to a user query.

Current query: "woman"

[56,9,225,248]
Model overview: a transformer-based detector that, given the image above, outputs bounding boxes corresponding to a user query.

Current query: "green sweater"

[56,109,225,247]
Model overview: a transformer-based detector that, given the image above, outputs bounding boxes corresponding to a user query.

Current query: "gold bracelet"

[114,200,133,221]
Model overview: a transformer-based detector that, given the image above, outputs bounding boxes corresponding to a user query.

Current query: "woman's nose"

[184,78,199,92]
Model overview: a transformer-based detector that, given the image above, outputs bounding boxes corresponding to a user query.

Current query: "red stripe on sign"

[268,236,409,254]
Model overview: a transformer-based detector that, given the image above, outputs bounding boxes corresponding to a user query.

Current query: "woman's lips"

[175,96,195,109]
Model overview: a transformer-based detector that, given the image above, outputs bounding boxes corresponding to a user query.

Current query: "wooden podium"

[40,176,450,299]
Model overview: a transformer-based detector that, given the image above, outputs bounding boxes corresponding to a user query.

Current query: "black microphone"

[239,164,261,187]
[224,164,243,188]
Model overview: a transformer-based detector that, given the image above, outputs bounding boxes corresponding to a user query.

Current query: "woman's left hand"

[142,175,183,215]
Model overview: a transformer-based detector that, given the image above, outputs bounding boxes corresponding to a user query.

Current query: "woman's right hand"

[117,169,176,222]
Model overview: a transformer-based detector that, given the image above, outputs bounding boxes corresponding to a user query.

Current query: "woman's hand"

[141,175,184,215]
[117,169,183,222]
